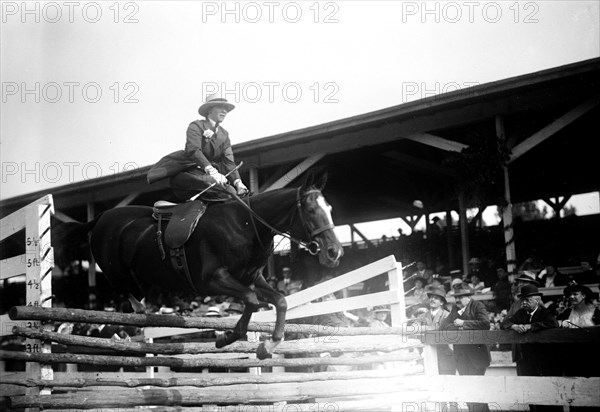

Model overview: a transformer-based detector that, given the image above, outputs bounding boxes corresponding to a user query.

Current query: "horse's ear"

[302,169,328,191]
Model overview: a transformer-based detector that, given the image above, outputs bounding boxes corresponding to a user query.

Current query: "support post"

[497,115,517,274]
[458,192,470,278]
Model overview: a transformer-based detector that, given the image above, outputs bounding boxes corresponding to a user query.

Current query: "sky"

[1,1,599,207]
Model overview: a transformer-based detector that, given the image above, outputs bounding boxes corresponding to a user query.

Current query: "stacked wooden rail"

[0,306,425,410]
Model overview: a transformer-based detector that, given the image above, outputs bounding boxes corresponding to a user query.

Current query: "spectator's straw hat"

[515,271,539,285]
[205,306,222,317]
[468,257,481,264]
[198,93,235,117]
[450,278,464,288]
[373,306,391,313]
[426,287,448,303]
[453,288,474,297]
[518,284,543,298]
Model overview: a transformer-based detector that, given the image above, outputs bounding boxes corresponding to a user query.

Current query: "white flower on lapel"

[203,129,215,139]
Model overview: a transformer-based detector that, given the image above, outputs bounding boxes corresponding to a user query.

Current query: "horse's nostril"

[327,247,338,259]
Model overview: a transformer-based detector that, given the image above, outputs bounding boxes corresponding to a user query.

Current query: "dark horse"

[60,174,342,359]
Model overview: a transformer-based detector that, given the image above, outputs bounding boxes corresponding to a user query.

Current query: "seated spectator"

[412,260,433,283]
[410,277,428,303]
[369,306,391,328]
[558,283,599,328]
[491,267,512,311]
[277,267,296,295]
[577,260,599,284]
[557,283,600,380]
[468,273,486,293]
[425,274,444,293]
[447,277,465,297]
[537,263,568,288]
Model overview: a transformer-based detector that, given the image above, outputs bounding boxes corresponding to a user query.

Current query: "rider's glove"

[234,179,249,196]
[205,165,227,186]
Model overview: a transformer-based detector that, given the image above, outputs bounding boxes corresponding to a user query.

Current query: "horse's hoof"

[256,342,272,360]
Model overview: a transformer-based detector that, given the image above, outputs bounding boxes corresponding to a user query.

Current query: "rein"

[230,188,332,256]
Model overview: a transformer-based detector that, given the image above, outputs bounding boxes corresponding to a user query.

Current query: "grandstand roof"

[1,57,599,226]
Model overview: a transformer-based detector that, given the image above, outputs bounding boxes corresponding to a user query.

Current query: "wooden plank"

[0,350,419,369]
[0,195,53,241]
[509,96,600,163]
[406,132,469,152]
[13,327,421,355]
[9,376,600,409]
[1,367,423,389]
[0,254,26,280]
[9,306,420,337]
[0,207,25,241]
[275,256,397,311]
[420,326,600,345]
[284,290,400,320]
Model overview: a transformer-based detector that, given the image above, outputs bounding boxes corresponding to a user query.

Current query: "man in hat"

[505,271,539,319]
[501,284,558,377]
[441,287,491,412]
[169,93,249,201]
[277,267,294,295]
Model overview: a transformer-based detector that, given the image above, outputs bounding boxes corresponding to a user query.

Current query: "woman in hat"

[558,283,599,328]
[557,283,599,379]
[169,94,249,201]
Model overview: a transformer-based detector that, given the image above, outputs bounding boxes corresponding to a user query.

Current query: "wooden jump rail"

[8,305,419,336]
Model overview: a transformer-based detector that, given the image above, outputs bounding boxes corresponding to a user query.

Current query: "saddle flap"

[163,201,207,248]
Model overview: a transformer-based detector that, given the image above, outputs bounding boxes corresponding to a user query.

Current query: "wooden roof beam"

[508,96,600,164]
[405,133,469,152]
[264,154,325,192]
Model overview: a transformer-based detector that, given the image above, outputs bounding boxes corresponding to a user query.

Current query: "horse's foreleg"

[254,276,288,359]
[208,268,261,349]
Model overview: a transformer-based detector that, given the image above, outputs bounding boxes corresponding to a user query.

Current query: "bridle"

[231,188,335,256]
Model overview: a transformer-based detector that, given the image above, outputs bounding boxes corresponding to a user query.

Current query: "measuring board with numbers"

[0,194,55,397]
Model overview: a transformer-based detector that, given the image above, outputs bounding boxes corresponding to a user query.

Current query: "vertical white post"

[25,199,54,403]
[388,261,406,326]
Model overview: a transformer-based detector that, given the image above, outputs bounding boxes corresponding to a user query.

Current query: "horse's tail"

[52,214,102,269]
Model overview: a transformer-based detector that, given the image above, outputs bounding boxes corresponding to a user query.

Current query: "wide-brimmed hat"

[450,278,464,288]
[563,283,593,298]
[515,271,539,285]
[454,288,474,297]
[427,287,448,302]
[468,257,481,264]
[373,305,391,313]
[205,306,222,317]
[198,93,235,117]
[518,284,543,298]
